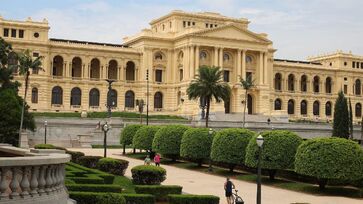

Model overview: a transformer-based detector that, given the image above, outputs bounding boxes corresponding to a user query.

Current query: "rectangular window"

[344,85,348,94]
[188,21,191,26]
[353,61,356,68]
[192,22,195,26]
[33,52,39,57]
[11,29,16,38]
[205,23,208,28]
[210,24,213,28]
[19,29,24,38]
[223,70,230,82]
[3,28,9,37]
[183,21,186,27]
[358,62,360,68]
[361,62,363,69]
[246,72,252,80]
[179,69,183,81]
[155,70,162,82]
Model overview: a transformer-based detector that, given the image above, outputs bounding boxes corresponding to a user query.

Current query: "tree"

[17,49,43,145]
[348,98,353,139]
[0,37,19,91]
[332,91,349,138]
[187,66,231,127]
[295,137,363,190]
[240,75,255,128]
[120,124,143,154]
[133,126,160,151]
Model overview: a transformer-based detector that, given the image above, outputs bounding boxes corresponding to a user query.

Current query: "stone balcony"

[0,144,71,204]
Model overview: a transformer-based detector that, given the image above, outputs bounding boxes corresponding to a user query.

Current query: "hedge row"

[168,194,219,204]
[131,165,166,185]
[135,185,182,201]
[69,192,126,204]
[66,184,122,193]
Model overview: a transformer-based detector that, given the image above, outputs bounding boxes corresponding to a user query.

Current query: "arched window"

[313,100,320,116]
[51,86,63,105]
[108,89,117,107]
[355,79,361,95]
[154,92,163,109]
[288,99,294,114]
[154,52,163,60]
[89,88,100,107]
[200,51,207,60]
[300,100,307,115]
[274,98,282,110]
[223,53,230,61]
[325,77,332,93]
[70,87,81,106]
[31,87,38,103]
[246,55,253,63]
[108,60,118,80]
[356,103,362,117]
[288,74,295,91]
[126,61,135,81]
[325,101,332,116]
[71,57,82,78]
[53,56,64,76]
[125,90,135,108]
[274,73,282,91]
[313,76,320,93]
[301,75,307,92]
[90,58,100,79]
[8,52,18,73]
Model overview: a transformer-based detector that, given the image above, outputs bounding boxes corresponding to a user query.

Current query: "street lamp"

[103,79,115,157]
[256,134,264,204]
[208,128,214,172]
[102,122,110,158]
[44,121,47,144]
[146,69,149,126]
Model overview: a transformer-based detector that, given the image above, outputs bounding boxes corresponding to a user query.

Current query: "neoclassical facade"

[1,11,363,122]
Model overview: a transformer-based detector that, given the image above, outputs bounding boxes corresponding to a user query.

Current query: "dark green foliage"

[135,185,182,201]
[120,124,143,149]
[295,137,363,189]
[210,128,255,172]
[65,179,76,184]
[78,156,102,168]
[152,125,189,160]
[349,98,353,139]
[96,158,129,176]
[240,75,255,128]
[133,126,160,150]
[187,66,231,127]
[168,194,220,204]
[131,165,166,185]
[333,91,349,138]
[69,192,125,204]
[66,150,85,163]
[122,193,155,204]
[245,130,302,179]
[66,184,122,193]
[70,176,105,184]
[34,144,66,150]
[180,128,213,166]
[66,162,115,184]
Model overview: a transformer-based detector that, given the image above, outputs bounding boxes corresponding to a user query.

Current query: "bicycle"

[232,189,244,204]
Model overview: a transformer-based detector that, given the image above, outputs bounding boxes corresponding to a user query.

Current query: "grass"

[125,153,363,199]
[33,111,188,120]
[113,175,135,194]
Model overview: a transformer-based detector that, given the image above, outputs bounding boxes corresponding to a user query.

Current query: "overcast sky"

[1,0,362,60]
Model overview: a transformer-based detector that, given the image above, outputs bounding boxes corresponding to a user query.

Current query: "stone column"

[242,50,246,80]
[64,62,67,78]
[219,47,223,67]
[264,52,268,84]
[259,52,263,85]
[237,49,241,81]
[214,47,218,66]
[189,45,195,79]
[103,63,108,80]
[195,45,199,74]
[184,46,189,80]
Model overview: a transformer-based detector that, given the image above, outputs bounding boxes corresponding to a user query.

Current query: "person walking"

[224,177,235,204]
[154,153,161,166]
[144,155,151,165]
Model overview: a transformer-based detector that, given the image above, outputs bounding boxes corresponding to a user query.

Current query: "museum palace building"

[1,10,363,122]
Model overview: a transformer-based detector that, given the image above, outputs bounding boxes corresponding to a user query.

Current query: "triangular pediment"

[192,24,270,43]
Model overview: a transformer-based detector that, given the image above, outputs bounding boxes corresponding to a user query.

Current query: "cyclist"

[224,177,235,204]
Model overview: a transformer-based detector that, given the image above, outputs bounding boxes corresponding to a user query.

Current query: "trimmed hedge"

[122,193,155,204]
[120,124,143,145]
[34,144,66,150]
[295,137,363,190]
[69,192,125,204]
[131,165,166,185]
[66,162,115,184]
[135,185,182,201]
[66,150,85,163]
[168,194,219,204]
[245,130,302,179]
[66,184,122,193]
[133,126,161,151]
[69,175,105,184]
[152,125,189,160]
[96,158,129,176]
[180,128,213,166]
[210,128,255,172]
[78,156,102,169]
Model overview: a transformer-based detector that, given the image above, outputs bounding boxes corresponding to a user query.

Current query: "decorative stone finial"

[26,17,32,21]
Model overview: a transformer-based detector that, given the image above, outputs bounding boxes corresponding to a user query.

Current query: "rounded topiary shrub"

[96,158,129,176]
[78,156,103,168]
[66,150,85,163]
[133,126,161,151]
[120,124,143,153]
[131,165,166,185]
[245,130,302,180]
[180,128,213,166]
[210,128,255,172]
[295,137,363,190]
[95,193,126,204]
[152,125,189,161]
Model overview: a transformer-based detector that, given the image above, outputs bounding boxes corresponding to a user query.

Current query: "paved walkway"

[69,148,363,204]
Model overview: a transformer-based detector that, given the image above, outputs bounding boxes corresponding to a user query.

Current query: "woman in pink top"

[154,154,161,166]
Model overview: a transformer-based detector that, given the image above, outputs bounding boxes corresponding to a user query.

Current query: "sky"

[1,0,362,60]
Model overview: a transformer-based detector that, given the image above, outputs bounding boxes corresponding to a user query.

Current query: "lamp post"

[102,122,110,158]
[136,99,145,124]
[104,79,115,157]
[146,69,149,126]
[256,135,264,204]
[44,121,47,144]
[208,128,213,172]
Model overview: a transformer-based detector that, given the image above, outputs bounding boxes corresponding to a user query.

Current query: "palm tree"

[240,75,255,128]
[187,66,231,127]
[17,49,43,144]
